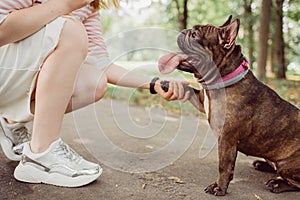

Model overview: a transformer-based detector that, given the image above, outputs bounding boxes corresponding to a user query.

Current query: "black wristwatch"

[149,77,159,94]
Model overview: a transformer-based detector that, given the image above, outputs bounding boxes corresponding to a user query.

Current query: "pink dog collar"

[202,59,249,90]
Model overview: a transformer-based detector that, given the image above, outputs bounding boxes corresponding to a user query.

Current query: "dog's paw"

[265,178,299,193]
[253,160,276,173]
[204,182,226,196]
[265,179,282,193]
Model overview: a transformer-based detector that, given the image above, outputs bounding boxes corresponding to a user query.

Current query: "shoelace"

[54,142,83,164]
[12,126,31,144]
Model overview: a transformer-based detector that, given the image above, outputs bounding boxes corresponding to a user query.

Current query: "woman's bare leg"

[65,62,108,113]
[30,18,88,153]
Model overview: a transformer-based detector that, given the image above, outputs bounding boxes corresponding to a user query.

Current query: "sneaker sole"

[0,137,22,161]
[14,162,102,187]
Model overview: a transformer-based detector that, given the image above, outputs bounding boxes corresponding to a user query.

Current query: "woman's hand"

[154,80,191,102]
[105,64,190,102]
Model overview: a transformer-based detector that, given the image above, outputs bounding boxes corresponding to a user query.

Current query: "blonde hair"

[90,0,120,10]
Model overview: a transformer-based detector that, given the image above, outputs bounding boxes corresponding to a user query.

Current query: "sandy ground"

[0,99,299,200]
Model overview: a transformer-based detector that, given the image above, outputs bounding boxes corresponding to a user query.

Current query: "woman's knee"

[57,18,88,59]
[94,76,107,102]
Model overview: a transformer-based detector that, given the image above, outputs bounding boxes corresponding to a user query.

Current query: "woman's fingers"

[155,80,191,101]
[180,90,191,102]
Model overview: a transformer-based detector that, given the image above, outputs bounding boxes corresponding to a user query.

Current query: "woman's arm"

[0,0,93,46]
[105,63,152,89]
[105,63,190,101]
[83,12,190,101]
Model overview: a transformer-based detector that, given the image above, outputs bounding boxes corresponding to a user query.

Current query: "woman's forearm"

[105,64,152,89]
[106,63,191,101]
[0,1,83,46]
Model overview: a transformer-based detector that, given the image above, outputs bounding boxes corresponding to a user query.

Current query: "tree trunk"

[243,0,254,70]
[257,0,272,79]
[182,0,188,30]
[273,0,286,79]
[174,0,189,31]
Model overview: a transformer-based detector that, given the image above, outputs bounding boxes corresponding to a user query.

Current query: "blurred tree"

[257,0,272,79]
[100,0,299,77]
[172,0,189,30]
[273,0,286,79]
[243,0,255,69]
[269,0,276,73]
[285,0,299,75]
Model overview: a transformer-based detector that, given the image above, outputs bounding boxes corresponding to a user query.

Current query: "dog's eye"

[191,32,197,38]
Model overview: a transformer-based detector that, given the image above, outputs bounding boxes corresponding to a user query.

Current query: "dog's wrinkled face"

[176,16,240,82]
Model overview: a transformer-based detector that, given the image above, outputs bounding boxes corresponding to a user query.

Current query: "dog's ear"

[220,15,232,28]
[219,19,240,49]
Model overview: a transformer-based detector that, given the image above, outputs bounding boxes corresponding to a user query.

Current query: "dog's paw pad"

[265,180,279,192]
[205,182,226,196]
[265,179,297,193]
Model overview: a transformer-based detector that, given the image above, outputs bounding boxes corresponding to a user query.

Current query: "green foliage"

[99,1,299,115]
[284,0,300,65]
[265,78,300,108]
[100,0,299,76]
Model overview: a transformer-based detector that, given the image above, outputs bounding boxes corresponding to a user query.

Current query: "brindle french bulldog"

[160,16,300,196]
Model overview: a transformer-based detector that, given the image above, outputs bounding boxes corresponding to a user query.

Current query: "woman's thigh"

[0,16,87,121]
[68,59,108,112]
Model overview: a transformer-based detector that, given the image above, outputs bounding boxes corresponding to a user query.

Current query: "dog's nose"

[181,29,188,35]
[177,29,188,41]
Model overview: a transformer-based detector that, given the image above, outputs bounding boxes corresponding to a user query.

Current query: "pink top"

[0,0,110,66]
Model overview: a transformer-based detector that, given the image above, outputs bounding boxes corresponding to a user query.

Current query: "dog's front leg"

[187,87,205,112]
[160,81,205,112]
[205,137,237,196]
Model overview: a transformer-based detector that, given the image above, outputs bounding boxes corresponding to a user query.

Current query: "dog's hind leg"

[266,155,300,193]
[253,160,277,173]
[265,177,300,193]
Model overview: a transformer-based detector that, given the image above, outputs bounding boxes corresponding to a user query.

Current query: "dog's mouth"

[174,29,203,74]
[177,29,188,52]
[159,28,222,84]
[176,29,221,84]
[177,29,198,54]
[177,29,209,57]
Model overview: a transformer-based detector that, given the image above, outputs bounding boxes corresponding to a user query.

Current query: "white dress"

[0,1,110,122]
[0,17,67,122]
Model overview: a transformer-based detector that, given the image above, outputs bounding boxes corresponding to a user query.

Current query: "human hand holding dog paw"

[152,79,191,102]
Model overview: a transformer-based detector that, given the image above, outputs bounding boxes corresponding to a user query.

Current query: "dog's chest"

[203,90,210,119]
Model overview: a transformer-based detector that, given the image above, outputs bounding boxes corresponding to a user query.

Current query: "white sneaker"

[0,117,31,161]
[14,138,102,187]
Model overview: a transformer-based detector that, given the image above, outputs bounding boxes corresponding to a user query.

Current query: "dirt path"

[0,99,298,200]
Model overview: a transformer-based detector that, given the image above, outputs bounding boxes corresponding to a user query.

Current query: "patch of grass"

[264,78,300,109]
